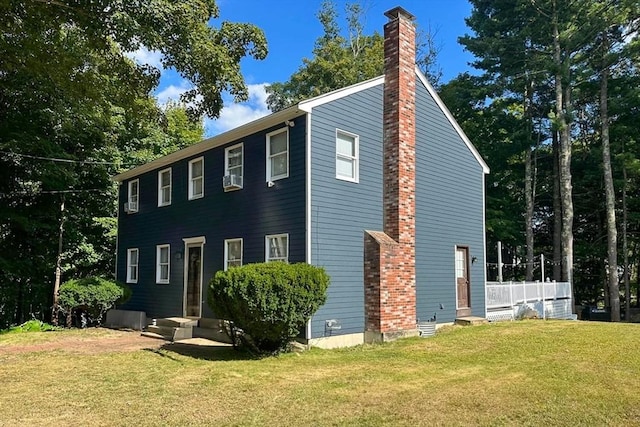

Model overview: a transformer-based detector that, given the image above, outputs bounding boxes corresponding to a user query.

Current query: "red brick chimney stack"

[383,7,416,247]
[364,7,417,341]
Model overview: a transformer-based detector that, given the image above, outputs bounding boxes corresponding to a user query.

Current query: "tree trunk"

[525,148,534,281]
[600,62,620,321]
[524,79,535,282]
[552,131,562,281]
[553,3,574,288]
[622,165,630,316]
[51,198,65,326]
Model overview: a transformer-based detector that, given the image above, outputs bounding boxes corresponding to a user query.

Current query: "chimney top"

[384,6,415,22]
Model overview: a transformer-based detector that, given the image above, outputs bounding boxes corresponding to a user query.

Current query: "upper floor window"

[224,238,243,270]
[266,128,289,181]
[336,130,359,182]
[156,244,170,284]
[126,248,139,283]
[158,168,172,206]
[224,143,243,190]
[126,179,139,213]
[189,157,204,200]
[266,234,288,262]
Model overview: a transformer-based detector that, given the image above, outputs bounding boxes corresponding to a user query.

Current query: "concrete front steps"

[454,316,488,326]
[142,317,232,343]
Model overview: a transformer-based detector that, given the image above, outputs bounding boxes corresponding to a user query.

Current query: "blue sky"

[130,1,476,136]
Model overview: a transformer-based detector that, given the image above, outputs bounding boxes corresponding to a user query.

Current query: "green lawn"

[1,321,639,426]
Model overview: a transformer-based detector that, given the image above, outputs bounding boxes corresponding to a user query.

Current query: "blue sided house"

[113,7,489,348]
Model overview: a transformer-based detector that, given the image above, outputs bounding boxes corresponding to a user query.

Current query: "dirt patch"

[0,329,167,355]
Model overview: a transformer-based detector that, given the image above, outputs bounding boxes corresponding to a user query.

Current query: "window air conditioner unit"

[223,174,243,190]
[124,202,138,213]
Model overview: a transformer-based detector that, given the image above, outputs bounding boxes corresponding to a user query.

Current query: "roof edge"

[298,76,385,112]
[113,105,303,182]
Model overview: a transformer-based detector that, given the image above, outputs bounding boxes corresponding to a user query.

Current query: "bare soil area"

[0,329,167,355]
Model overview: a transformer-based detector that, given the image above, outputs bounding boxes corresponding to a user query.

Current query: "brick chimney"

[364,7,417,342]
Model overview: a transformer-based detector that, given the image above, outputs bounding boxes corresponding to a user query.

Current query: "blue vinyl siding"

[116,116,306,319]
[309,78,486,338]
[415,82,486,323]
[309,85,384,338]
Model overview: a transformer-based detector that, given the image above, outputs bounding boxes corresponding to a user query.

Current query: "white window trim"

[224,238,243,270]
[126,248,139,284]
[225,143,244,177]
[182,236,206,318]
[158,168,172,207]
[265,233,289,263]
[156,244,170,284]
[266,128,289,182]
[188,157,204,200]
[127,179,139,213]
[335,129,359,183]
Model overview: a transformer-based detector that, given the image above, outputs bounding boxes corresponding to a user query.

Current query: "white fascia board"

[298,76,385,112]
[415,67,490,174]
[113,106,304,182]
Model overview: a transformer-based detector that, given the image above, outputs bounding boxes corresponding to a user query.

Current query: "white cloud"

[156,82,191,105]
[125,46,163,69]
[205,83,271,136]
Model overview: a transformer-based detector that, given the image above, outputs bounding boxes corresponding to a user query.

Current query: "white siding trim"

[415,68,490,174]
[305,113,312,265]
[305,112,312,340]
[482,172,488,319]
[453,245,460,310]
[182,236,206,245]
[298,76,384,112]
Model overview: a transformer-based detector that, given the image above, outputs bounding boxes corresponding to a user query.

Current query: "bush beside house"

[208,263,329,354]
[58,277,131,327]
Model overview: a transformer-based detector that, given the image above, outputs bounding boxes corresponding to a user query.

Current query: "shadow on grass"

[144,340,258,362]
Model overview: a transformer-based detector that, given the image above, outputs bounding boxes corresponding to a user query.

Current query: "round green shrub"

[58,277,131,327]
[208,263,329,354]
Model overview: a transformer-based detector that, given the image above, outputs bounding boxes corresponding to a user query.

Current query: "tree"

[266,1,383,111]
[453,0,640,314]
[266,0,442,112]
[0,0,266,328]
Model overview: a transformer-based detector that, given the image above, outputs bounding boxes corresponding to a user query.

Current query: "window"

[224,238,243,270]
[126,179,139,213]
[126,248,139,283]
[266,234,288,262]
[225,143,243,178]
[156,244,170,284]
[224,143,243,190]
[158,168,172,206]
[336,130,359,182]
[266,128,289,181]
[189,157,204,199]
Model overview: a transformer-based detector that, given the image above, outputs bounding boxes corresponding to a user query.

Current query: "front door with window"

[185,244,202,317]
[455,246,471,317]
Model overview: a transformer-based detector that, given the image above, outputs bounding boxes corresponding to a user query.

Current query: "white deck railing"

[485,281,574,321]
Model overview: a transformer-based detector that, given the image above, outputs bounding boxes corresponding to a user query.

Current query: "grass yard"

[1,320,639,426]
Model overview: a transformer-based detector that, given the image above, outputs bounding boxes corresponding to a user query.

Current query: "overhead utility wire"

[0,151,134,167]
